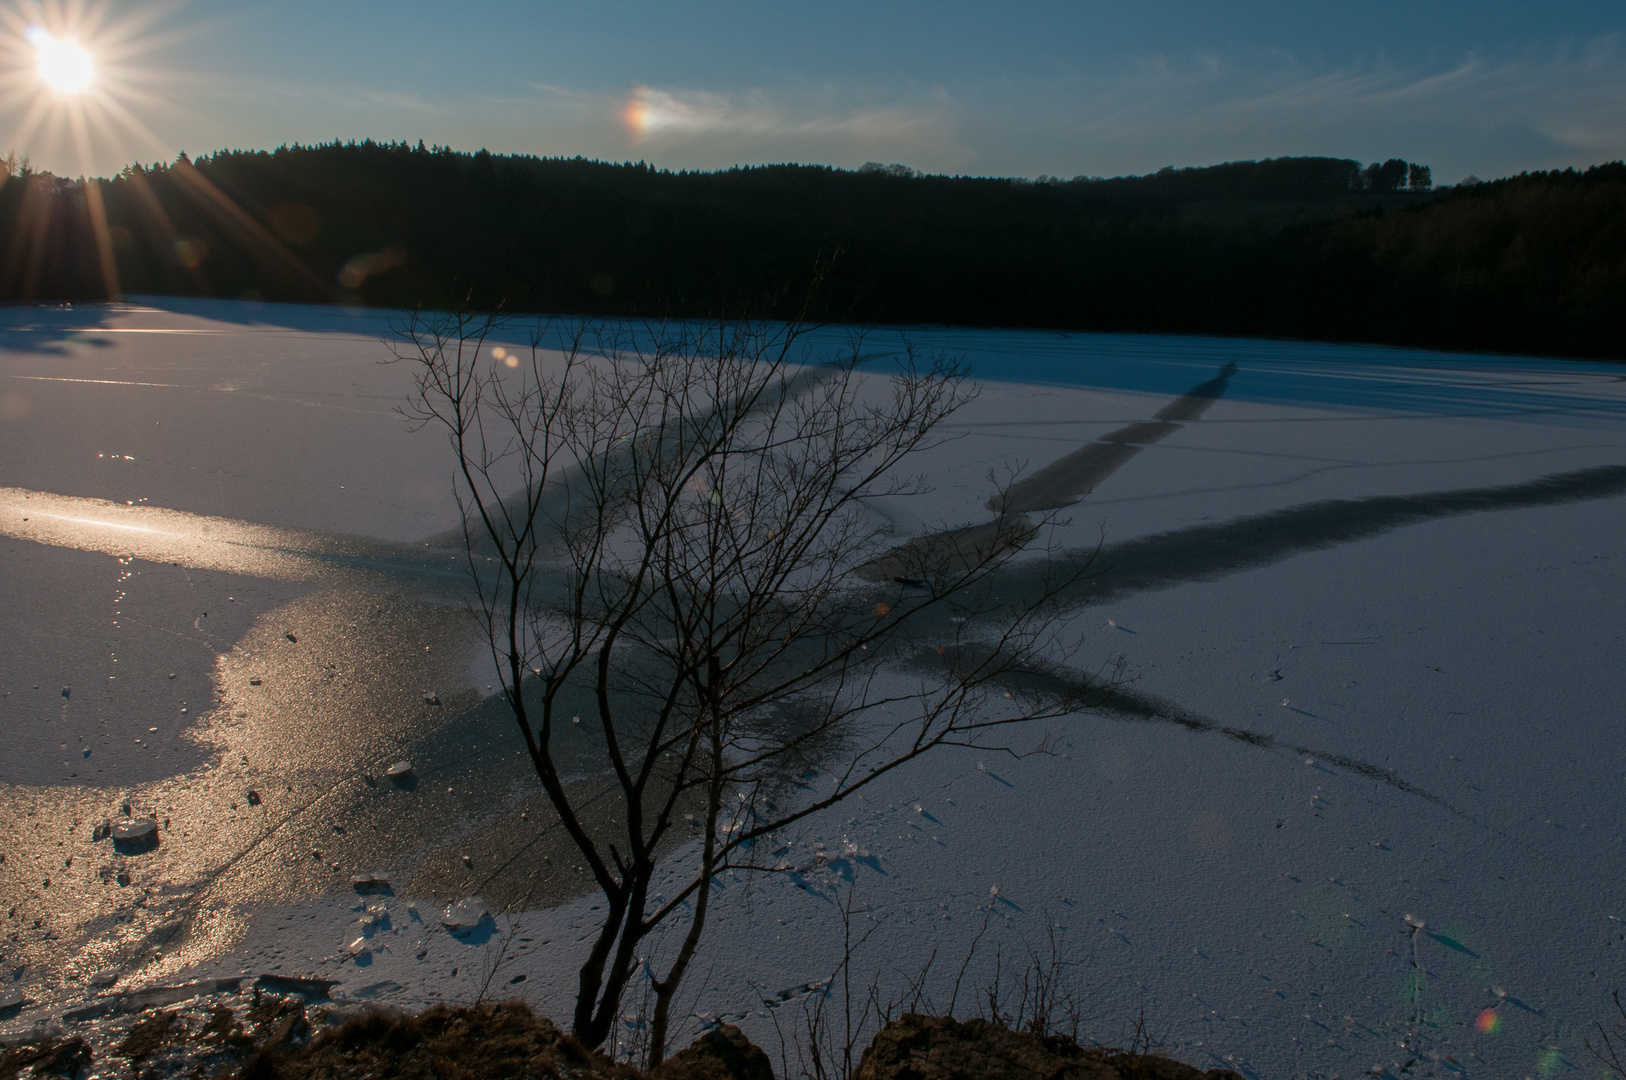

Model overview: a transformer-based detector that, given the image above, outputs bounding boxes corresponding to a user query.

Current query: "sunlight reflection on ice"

[0,487,466,589]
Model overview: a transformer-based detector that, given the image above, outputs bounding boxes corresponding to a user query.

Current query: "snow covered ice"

[1,298,1624,1079]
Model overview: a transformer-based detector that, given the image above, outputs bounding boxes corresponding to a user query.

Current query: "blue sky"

[6,0,1625,181]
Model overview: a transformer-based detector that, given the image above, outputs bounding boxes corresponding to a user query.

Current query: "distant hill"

[1,145,1622,360]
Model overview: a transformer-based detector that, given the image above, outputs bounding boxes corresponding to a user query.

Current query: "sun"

[28,26,93,94]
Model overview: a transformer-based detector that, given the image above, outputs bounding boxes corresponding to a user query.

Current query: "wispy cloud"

[998,35,1626,180]
[358,89,443,115]
[611,84,973,170]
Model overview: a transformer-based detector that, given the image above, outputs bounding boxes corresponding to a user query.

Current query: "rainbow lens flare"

[1476,1007,1502,1034]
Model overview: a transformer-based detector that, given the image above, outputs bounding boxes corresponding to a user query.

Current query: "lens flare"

[28,27,93,94]
[1476,1007,1501,1034]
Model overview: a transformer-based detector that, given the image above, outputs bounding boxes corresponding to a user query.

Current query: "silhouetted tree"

[395,309,1088,1061]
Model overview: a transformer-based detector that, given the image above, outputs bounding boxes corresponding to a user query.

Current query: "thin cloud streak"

[615,84,972,169]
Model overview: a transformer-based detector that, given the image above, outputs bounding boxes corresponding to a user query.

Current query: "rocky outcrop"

[657,1024,775,1080]
[856,1014,1243,1080]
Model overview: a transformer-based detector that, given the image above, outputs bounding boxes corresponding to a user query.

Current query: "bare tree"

[393,309,1092,1061]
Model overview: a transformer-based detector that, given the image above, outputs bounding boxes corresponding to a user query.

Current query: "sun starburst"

[2,0,185,177]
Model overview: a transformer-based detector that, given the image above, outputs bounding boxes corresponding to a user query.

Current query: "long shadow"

[863,360,1240,579]
[869,463,1626,823]
[993,361,1237,514]
[894,642,1469,820]
[1010,463,1626,609]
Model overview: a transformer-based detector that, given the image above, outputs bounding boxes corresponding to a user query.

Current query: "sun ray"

[82,176,120,296]
[118,163,210,292]
[81,101,138,168]
[166,157,334,299]
[8,90,57,152]
[90,88,169,159]
[3,169,57,298]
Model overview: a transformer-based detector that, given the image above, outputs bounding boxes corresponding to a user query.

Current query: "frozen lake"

[2,298,1624,1079]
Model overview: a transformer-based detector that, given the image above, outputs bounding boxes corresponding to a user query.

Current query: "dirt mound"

[239,1001,637,1080]
[656,1024,774,1080]
[856,1014,1242,1080]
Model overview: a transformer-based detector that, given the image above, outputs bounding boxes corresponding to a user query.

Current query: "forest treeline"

[1,143,1623,359]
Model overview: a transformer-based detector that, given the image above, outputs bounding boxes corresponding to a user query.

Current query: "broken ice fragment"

[345,937,369,956]
[423,692,439,705]
[1404,914,1426,930]
[385,761,413,779]
[351,872,390,890]
[112,819,158,842]
[442,897,489,931]
[89,970,118,988]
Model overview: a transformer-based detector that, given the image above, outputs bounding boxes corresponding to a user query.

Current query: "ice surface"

[2,299,1624,1078]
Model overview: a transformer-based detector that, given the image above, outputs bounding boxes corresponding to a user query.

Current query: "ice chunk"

[112,819,158,841]
[344,936,369,957]
[442,897,489,931]
[422,692,439,705]
[1404,913,1426,930]
[385,761,413,779]
[89,970,118,988]
[351,872,390,890]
